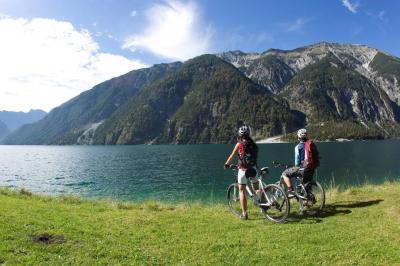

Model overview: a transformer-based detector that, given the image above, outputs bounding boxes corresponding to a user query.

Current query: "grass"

[0,182,399,265]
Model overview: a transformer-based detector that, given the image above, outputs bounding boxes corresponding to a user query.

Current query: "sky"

[0,0,399,112]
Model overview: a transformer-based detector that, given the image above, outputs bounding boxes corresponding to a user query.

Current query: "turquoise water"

[0,140,399,202]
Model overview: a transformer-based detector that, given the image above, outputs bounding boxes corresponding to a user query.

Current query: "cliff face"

[218,43,400,106]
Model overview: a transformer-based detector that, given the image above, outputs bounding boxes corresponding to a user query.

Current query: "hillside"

[3,63,181,144]
[92,55,304,144]
[0,182,399,264]
[0,120,9,141]
[4,42,400,144]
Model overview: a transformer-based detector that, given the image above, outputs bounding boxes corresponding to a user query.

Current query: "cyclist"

[224,125,258,220]
[282,128,319,197]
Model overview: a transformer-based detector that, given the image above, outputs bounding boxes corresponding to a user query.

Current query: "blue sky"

[0,0,399,111]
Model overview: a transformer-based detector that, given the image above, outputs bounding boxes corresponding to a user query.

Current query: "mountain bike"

[273,162,325,215]
[226,165,290,223]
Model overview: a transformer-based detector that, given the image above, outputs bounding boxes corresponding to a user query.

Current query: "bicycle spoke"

[260,184,290,223]
[227,183,242,217]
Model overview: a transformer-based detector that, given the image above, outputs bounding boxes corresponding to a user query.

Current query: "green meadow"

[0,182,399,265]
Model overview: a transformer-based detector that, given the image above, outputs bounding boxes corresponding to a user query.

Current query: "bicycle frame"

[233,169,275,207]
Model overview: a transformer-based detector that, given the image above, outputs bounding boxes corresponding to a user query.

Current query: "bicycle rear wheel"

[260,184,290,223]
[227,183,242,217]
[298,180,325,215]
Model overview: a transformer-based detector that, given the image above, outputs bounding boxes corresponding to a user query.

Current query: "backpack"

[239,138,258,168]
[304,140,320,170]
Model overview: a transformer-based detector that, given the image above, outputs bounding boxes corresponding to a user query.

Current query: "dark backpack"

[304,140,320,170]
[239,138,258,168]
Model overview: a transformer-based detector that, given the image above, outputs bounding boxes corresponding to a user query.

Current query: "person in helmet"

[282,128,319,196]
[224,125,259,220]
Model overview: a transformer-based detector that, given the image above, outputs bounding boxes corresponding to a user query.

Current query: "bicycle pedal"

[287,193,295,199]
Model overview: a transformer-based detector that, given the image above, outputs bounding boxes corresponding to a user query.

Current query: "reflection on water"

[0,140,399,202]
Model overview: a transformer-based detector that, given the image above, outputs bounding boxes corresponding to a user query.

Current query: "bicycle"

[273,161,325,215]
[226,165,290,223]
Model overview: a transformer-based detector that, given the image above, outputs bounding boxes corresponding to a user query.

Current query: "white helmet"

[238,125,250,136]
[297,128,307,139]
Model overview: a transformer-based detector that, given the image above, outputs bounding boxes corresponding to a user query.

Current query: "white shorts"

[237,168,258,185]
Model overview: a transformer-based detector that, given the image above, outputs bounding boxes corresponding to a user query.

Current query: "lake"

[0,140,399,202]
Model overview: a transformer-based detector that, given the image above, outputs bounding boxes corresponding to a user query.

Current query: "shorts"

[238,168,257,185]
[283,167,314,183]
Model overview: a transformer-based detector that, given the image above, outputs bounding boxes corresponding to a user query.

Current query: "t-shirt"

[294,142,305,167]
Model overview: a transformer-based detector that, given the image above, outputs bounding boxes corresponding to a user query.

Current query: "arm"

[224,143,240,168]
[294,145,300,167]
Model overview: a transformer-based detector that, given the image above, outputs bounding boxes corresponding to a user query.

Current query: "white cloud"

[285,18,312,32]
[122,0,214,61]
[0,13,10,19]
[0,17,146,112]
[130,10,138,17]
[341,0,360,13]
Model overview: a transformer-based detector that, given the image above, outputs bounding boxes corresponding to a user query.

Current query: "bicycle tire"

[259,183,290,223]
[298,180,325,215]
[227,183,242,217]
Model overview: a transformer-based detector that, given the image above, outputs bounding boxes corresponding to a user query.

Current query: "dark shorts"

[283,167,314,183]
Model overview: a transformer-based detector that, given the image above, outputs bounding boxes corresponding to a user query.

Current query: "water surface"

[0,141,399,202]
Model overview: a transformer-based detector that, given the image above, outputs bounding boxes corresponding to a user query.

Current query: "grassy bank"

[1,182,399,265]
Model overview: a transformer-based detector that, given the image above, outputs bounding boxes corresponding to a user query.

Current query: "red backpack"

[304,140,320,170]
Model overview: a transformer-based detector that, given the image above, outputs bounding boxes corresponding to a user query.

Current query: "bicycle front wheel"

[260,184,290,223]
[227,183,242,217]
[299,180,325,215]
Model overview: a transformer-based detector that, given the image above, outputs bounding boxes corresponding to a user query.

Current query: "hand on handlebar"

[224,164,238,170]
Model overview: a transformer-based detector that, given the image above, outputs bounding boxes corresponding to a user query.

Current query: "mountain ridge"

[4,42,400,144]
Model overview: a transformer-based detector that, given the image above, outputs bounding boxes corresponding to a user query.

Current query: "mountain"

[281,52,399,123]
[218,42,400,99]
[3,63,182,144]
[218,42,400,140]
[0,120,9,141]
[0,109,46,132]
[369,52,400,105]
[218,51,295,94]
[92,55,304,144]
[4,42,400,144]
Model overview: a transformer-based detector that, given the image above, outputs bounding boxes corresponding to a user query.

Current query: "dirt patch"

[32,233,65,244]
[19,188,32,196]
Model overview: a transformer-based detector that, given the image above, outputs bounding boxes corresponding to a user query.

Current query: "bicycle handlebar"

[272,161,292,169]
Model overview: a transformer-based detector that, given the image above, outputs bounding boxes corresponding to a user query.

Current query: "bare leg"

[239,184,247,215]
[283,175,292,189]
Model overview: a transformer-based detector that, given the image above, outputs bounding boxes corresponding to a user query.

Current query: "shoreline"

[2,178,399,204]
[256,135,288,144]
